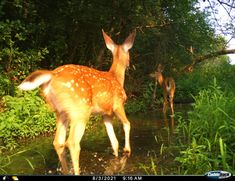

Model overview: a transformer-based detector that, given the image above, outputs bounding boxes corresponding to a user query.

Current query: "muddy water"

[1,104,191,175]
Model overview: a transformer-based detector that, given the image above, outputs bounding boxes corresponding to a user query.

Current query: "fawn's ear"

[157,64,164,72]
[123,29,136,52]
[102,29,116,53]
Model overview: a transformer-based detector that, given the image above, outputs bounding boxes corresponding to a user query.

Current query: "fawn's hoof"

[113,150,119,157]
[123,147,131,157]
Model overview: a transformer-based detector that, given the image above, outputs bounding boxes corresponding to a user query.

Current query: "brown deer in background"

[153,64,176,117]
[18,30,136,175]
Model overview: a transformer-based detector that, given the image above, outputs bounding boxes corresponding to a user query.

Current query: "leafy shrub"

[0,20,48,81]
[0,90,55,150]
[175,60,235,101]
[0,74,13,97]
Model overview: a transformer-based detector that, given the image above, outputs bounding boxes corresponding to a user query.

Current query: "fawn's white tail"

[18,71,52,90]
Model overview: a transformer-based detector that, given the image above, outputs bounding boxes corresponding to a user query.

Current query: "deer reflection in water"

[104,155,128,175]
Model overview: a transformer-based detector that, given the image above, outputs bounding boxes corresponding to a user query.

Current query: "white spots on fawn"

[61,82,72,88]
[67,82,71,88]
[82,98,90,104]
[55,68,64,74]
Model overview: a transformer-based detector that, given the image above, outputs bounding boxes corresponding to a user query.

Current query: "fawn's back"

[42,64,126,116]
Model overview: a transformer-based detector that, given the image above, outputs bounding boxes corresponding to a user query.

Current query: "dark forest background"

[1,0,234,102]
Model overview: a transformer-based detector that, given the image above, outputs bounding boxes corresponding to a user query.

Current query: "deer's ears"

[157,64,164,72]
[102,29,136,53]
[102,29,116,53]
[123,29,136,52]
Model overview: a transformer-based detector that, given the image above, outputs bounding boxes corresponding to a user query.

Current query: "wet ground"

[0,104,192,175]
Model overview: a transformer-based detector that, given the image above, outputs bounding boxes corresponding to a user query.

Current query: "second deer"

[153,64,176,117]
[18,30,136,175]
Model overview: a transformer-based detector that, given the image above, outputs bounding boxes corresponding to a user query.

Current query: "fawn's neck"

[157,73,164,87]
[109,59,126,87]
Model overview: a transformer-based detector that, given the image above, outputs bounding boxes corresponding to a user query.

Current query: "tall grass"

[175,79,235,174]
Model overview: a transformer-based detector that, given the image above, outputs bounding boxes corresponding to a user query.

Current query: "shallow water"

[0,104,191,175]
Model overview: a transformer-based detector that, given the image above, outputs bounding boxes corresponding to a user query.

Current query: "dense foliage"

[0,90,55,150]
[0,0,228,84]
[175,58,235,101]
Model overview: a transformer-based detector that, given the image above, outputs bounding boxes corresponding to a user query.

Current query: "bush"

[0,20,48,81]
[0,74,13,97]
[0,90,55,151]
[175,60,235,101]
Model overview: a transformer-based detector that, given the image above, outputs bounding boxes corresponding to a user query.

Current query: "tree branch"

[193,49,235,64]
[217,0,235,8]
[182,49,235,72]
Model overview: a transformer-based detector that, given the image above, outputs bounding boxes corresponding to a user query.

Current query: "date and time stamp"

[92,176,143,181]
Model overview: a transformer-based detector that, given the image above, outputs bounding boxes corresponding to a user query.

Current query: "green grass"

[175,79,235,174]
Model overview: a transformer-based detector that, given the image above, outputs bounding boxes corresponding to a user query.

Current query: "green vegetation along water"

[0,105,190,175]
